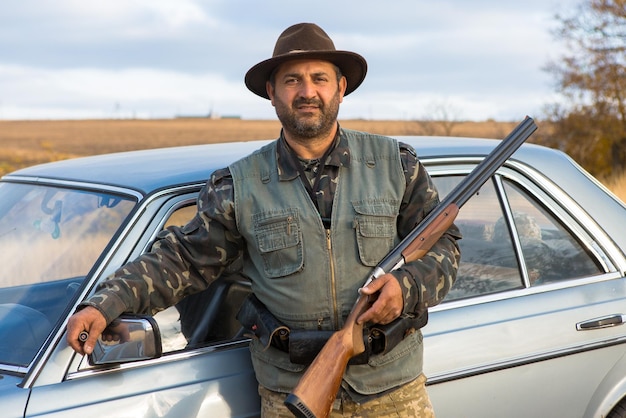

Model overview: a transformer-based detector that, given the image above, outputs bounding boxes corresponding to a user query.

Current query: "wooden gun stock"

[401,203,459,263]
[284,295,369,418]
[285,117,538,418]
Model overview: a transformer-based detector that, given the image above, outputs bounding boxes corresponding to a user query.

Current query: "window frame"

[143,193,251,355]
[426,160,621,311]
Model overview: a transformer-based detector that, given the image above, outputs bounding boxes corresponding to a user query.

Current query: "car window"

[0,182,135,366]
[0,183,134,285]
[435,176,525,301]
[432,174,604,302]
[502,179,603,284]
[152,203,250,354]
[163,204,197,229]
[153,204,198,352]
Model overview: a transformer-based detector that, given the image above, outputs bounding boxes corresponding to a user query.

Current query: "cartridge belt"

[236,294,427,365]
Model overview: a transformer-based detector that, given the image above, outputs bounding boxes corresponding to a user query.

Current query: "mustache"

[293,98,323,108]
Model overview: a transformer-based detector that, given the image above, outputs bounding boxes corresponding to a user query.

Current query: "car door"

[25,191,261,418]
[424,166,626,418]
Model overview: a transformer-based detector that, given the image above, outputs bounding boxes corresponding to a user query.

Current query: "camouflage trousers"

[259,373,435,417]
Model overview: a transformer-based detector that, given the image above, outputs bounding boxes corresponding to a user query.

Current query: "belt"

[237,294,428,365]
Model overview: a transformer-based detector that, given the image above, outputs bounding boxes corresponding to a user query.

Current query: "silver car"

[1,136,625,417]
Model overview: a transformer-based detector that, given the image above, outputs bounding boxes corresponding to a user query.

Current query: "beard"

[274,90,341,140]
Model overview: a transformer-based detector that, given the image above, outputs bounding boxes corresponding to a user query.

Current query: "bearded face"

[273,89,341,139]
[267,60,346,142]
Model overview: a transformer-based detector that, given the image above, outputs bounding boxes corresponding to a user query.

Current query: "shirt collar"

[276,125,351,181]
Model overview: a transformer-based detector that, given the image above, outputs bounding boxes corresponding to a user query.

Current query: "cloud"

[0,64,259,119]
[0,0,576,121]
[4,0,217,34]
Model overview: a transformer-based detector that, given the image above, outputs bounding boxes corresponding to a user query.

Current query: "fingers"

[83,327,104,355]
[357,274,403,325]
[66,306,107,355]
[67,316,86,354]
[358,275,386,295]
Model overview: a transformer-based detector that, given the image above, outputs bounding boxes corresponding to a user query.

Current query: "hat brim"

[245,50,367,99]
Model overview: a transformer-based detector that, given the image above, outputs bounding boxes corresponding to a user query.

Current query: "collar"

[276,125,351,181]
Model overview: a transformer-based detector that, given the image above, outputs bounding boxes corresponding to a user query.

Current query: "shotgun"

[285,116,538,418]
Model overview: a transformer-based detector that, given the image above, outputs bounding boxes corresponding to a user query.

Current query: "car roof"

[4,140,272,195]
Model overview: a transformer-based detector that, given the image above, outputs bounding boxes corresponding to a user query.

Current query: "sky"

[0,0,580,122]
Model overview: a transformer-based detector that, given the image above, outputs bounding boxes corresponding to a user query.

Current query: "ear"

[266,81,276,106]
[338,76,347,103]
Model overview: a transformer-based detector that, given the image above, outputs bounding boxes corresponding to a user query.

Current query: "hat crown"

[273,23,336,57]
[245,23,367,99]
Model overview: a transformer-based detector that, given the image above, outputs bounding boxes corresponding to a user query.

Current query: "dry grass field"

[0,118,516,174]
[1,118,624,201]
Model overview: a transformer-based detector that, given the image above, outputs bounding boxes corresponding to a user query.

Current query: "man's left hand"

[356,273,403,325]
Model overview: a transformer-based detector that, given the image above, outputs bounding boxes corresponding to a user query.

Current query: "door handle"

[576,314,626,331]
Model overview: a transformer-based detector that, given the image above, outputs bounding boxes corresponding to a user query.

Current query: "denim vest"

[230,129,424,394]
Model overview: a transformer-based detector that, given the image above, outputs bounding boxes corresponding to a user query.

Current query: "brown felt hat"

[245,23,367,99]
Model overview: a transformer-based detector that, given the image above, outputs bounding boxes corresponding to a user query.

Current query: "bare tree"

[417,100,464,136]
[545,0,626,176]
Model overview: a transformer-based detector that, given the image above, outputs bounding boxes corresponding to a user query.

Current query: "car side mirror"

[89,314,162,366]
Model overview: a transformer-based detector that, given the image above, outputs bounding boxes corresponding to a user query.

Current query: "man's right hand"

[66,306,107,355]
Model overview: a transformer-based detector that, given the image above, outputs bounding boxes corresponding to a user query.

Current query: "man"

[67,23,460,417]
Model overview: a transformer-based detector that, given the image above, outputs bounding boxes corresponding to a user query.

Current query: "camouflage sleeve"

[81,167,244,325]
[389,142,461,315]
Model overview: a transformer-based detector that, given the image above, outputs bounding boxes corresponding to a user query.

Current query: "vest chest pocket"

[353,201,399,266]
[254,211,303,278]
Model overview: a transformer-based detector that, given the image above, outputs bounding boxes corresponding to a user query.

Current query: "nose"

[298,78,317,99]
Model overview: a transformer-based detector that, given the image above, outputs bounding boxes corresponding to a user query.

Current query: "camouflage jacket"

[82,127,461,325]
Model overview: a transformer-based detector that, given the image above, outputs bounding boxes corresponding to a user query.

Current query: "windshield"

[0,182,135,367]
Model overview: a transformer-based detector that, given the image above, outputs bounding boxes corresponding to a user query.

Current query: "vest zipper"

[256,214,293,231]
[326,229,340,329]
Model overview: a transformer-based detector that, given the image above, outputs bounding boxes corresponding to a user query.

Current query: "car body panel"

[27,344,259,417]
[428,345,626,417]
[584,349,626,417]
[425,278,626,417]
[0,374,29,418]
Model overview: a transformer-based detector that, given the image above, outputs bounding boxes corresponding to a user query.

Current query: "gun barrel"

[451,116,537,207]
[377,116,537,273]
